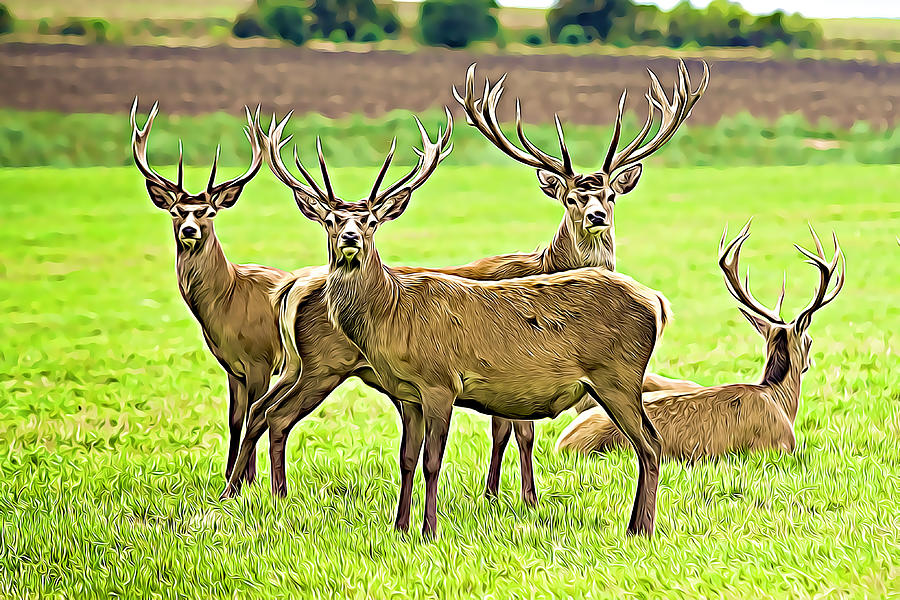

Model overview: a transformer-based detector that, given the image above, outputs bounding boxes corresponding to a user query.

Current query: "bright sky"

[489,0,900,19]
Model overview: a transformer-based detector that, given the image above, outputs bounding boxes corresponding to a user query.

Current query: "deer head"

[454,62,708,242]
[131,99,263,251]
[719,221,845,376]
[261,109,453,270]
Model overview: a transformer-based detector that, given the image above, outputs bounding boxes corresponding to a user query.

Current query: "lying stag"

[281,116,670,538]
[132,100,298,482]
[556,223,845,459]
[225,62,706,506]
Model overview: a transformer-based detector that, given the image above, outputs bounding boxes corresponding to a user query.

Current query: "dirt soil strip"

[1,43,897,128]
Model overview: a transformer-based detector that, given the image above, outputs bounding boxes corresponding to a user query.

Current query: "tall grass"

[1,164,898,597]
[1,108,897,168]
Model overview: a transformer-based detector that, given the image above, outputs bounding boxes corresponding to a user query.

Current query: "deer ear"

[612,164,642,195]
[210,186,244,210]
[537,170,566,199]
[372,189,411,223]
[293,190,330,223]
[738,308,770,335]
[146,181,177,210]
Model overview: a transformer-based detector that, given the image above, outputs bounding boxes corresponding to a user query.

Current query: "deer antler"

[369,107,454,205]
[718,220,785,324]
[205,105,264,196]
[131,98,184,194]
[264,111,337,209]
[453,63,573,179]
[794,225,845,328]
[602,60,709,175]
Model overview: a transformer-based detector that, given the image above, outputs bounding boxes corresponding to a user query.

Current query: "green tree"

[547,0,637,43]
[0,3,13,35]
[418,0,499,48]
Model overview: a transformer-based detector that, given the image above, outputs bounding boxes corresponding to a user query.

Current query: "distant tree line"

[233,0,822,49]
[548,0,822,48]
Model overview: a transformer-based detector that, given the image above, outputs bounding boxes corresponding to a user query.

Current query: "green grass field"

[1,164,898,598]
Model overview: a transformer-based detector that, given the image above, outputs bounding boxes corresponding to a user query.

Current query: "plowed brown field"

[1,43,897,128]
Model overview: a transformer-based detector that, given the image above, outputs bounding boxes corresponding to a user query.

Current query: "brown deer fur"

[556,223,845,460]
[247,114,671,538]
[224,62,707,506]
[132,100,299,482]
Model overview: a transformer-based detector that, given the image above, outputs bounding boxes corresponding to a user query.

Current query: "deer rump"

[323,266,668,420]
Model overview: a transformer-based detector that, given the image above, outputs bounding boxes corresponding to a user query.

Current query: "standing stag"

[224,61,707,507]
[271,114,671,538]
[556,222,845,459]
[132,100,304,483]
[454,60,708,493]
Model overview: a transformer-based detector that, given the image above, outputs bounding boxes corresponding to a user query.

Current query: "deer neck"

[543,215,615,273]
[175,225,235,323]
[759,330,803,422]
[325,248,395,354]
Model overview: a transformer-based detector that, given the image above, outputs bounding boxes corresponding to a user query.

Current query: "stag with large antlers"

[454,60,708,492]
[557,222,845,459]
[233,113,670,538]
[132,100,311,483]
[223,62,707,507]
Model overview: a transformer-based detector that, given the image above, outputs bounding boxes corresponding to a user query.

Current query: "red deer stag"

[556,222,845,459]
[453,60,708,494]
[274,114,671,538]
[224,62,706,508]
[131,100,302,483]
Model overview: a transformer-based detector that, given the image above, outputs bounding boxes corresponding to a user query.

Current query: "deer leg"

[220,366,301,498]
[394,402,424,533]
[266,373,343,498]
[243,372,272,486]
[484,417,512,500]
[513,420,538,507]
[585,380,661,538]
[421,390,455,540]
[224,374,248,482]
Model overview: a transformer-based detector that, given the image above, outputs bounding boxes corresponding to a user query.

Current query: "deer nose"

[586,211,607,226]
[181,225,199,238]
[340,231,360,244]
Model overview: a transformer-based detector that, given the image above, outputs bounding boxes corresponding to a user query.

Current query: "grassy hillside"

[1,164,898,597]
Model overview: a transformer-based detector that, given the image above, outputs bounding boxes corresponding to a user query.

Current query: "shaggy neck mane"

[325,248,396,352]
[543,215,615,273]
[761,329,790,386]
[175,225,235,321]
[760,328,803,421]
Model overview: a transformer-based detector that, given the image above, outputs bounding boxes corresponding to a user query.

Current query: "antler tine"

[454,63,571,177]
[554,114,573,175]
[263,110,332,208]
[604,61,708,175]
[373,111,453,204]
[718,220,784,323]
[368,137,396,203]
[602,90,627,173]
[207,144,220,192]
[293,146,330,202]
[774,271,787,318]
[131,99,183,193]
[315,137,336,203]
[206,108,264,196]
[794,228,845,324]
[177,140,184,190]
